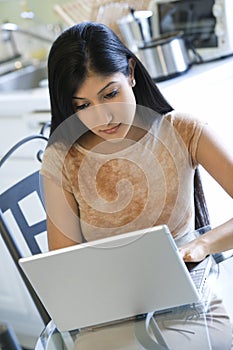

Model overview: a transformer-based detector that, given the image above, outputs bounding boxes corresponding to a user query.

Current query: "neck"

[78,125,148,154]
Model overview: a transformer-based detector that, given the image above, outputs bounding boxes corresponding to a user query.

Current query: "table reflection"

[35,302,213,350]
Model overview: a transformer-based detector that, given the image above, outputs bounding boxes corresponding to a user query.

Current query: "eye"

[104,88,119,100]
[74,102,90,111]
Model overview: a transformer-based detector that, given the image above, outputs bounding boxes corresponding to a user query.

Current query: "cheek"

[111,93,136,124]
[76,111,98,130]
[116,103,136,125]
[125,90,136,121]
[105,104,129,123]
[124,104,136,125]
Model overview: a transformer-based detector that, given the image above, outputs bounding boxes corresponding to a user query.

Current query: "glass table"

[35,303,213,350]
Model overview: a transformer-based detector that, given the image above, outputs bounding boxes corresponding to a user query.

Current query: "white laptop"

[19,225,212,332]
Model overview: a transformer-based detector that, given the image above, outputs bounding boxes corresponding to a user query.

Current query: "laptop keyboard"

[190,268,205,290]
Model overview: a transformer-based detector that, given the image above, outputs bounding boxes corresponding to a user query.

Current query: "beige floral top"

[40,111,205,243]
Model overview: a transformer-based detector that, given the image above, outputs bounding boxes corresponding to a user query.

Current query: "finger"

[183,253,192,262]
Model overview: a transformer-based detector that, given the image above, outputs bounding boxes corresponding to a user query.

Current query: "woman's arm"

[179,124,233,262]
[43,177,83,250]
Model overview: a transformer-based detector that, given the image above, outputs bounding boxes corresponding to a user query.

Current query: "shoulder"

[164,110,204,128]
[41,141,83,178]
[163,110,207,167]
[41,141,85,193]
[164,110,205,140]
[42,142,67,168]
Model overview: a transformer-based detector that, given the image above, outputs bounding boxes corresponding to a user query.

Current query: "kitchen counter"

[158,55,233,150]
[158,54,233,90]
[0,85,50,117]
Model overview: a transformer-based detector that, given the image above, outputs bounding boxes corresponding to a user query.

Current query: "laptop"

[19,225,213,332]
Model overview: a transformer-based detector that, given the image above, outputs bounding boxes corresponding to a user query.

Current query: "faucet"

[0,22,53,65]
[1,22,53,44]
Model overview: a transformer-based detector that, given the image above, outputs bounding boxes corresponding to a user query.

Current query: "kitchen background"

[0,0,69,65]
[0,1,233,349]
[0,0,70,23]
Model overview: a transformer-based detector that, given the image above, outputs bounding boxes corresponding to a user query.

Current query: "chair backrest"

[1,171,46,255]
[0,127,51,325]
[0,133,49,254]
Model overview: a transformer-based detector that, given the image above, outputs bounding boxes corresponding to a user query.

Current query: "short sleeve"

[40,142,73,192]
[165,111,206,168]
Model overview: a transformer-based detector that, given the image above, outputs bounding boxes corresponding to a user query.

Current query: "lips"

[100,123,121,134]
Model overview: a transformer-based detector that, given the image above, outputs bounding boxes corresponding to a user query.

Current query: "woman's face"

[72,68,136,143]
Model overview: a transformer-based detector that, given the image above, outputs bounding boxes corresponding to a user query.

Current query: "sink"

[0,63,48,91]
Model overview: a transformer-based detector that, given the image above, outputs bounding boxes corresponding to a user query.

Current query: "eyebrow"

[72,81,117,100]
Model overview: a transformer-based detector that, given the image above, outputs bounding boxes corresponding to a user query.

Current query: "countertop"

[0,83,50,117]
[158,54,233,90]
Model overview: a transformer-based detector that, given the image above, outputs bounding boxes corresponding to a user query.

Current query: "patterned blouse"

[41,110,205,243]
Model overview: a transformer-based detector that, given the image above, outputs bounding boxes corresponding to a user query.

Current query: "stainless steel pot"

[118,10,156,52]
[138,32,191,82]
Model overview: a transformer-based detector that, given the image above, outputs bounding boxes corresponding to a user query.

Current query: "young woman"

[41,22,233,349]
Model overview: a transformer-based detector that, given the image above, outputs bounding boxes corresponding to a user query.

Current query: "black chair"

[0,124,51,328]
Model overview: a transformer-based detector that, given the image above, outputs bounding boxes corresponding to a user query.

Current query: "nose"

[105,112,113,125]
[94,104,113,127]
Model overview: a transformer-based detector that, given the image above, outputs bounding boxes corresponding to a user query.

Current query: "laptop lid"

[19,225,200,332]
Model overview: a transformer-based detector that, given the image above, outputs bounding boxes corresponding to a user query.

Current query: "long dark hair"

[47,22,172,134]
[47,21,210,229]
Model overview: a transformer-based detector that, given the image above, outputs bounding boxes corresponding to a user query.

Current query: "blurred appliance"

[137,32,190,81]
[118,10,191,81]
[118,10,156,52]
[149,0,233,62]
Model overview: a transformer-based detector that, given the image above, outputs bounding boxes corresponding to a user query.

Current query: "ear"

[128,58,136,80]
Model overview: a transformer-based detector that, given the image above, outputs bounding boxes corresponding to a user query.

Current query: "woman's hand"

[180,220,233,262]
[179,237,209,262]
